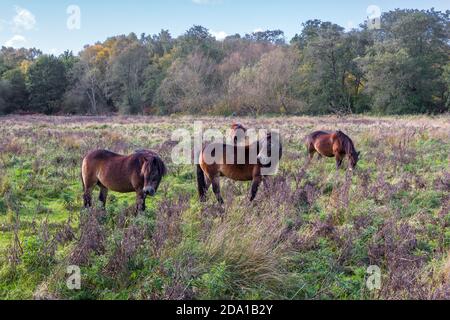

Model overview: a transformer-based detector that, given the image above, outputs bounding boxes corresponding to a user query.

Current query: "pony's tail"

[197,164,207,202]
[305,134,312,147]
[80,171,85,192]
[81,158,86,192]
[305,134,314,153]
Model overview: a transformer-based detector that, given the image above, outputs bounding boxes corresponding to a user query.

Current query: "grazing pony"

[81,150,167,212]
[230,123,248,145]
[305,130,360,170]
[197,132,282,204]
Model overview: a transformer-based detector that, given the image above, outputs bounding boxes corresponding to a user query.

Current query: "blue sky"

[0,0,448,54]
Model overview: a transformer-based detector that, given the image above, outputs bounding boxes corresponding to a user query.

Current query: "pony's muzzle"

[143,186,156,196]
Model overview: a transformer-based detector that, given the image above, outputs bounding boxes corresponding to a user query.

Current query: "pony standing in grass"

[305,130,360,170]
[81,149,167,212]
[197,131,282,204]
[230,123,248,145]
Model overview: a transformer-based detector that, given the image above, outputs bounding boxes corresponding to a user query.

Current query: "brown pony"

[230,123,248,145]
[81,149,167,211]
[197,132,282,204]
[306,130,360,170]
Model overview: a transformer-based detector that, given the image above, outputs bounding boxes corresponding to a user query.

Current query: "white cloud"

[211,30,227,41]
[12,6,36,32]
[253,28,264,33]
[5,35,27,48]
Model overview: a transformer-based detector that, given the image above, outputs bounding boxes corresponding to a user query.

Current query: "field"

[0,115,449,300]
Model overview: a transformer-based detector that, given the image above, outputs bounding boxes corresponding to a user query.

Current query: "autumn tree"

[1,9,448,116]
[228,47,301,115]
[156,52,219,114]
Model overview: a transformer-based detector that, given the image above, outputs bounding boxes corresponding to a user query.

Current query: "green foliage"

[360,9,449,114]
[0,115,449,300]
[194,262,231,299]
[21,236,56,274]
[1,68,28,113]
[1,9,448,116]
[27,55,68,114]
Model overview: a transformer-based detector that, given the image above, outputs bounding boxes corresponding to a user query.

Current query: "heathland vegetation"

[0,115,449,299]
[0,7,449,301]
[0,9,449,116]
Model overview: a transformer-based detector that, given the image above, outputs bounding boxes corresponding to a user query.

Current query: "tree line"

[0,9,449,116]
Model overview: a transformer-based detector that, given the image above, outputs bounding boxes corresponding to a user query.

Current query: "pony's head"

[230,123,247,145]
[349,150,360,170]
[140,153,167,196]
[336,131,360,170]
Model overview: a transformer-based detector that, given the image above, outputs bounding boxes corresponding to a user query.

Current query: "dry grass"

[0,114,448,300]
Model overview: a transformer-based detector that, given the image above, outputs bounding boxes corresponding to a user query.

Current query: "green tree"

[297,21,369,114]
[245,30,286,45]
[178,25,223,62]
[27,55,68,114]
[361,9,449,114]
[1,68,28,113]
[0,79,11,114]
[109,43,150,114]
[142,29,174,57]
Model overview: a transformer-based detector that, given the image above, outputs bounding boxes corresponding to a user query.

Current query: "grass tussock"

[0,115,448,300]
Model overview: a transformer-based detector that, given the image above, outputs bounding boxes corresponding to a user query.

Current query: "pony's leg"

[83,189,93,208]
[306,143,316,162]
[212,177,224,205]
[250,175,262,202]
[204,176,212,198]
[136,191,146,212]
[82,172,97,209]
[99,186,108,209]
[206,177,212,189]
[141,195,147,212]
[335,155,343,170]
[83,184,94,208]
[262,177,269,190]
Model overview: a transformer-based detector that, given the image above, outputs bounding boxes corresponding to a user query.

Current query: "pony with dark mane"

[305,130,360,170]
[197,131,282,204]
[81,149,167,212]
[230,123,248,145]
